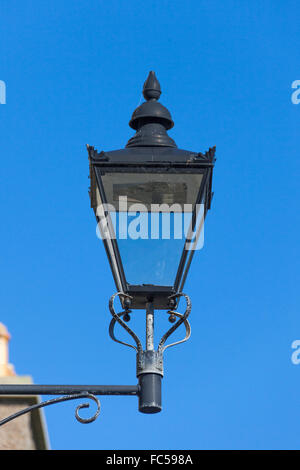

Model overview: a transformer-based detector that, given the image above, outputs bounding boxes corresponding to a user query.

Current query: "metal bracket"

[0,385,139,427]
[0,292,191,426]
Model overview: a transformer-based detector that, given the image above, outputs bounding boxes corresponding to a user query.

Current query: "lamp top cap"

[128,71,174,134]
[143,71,161,101]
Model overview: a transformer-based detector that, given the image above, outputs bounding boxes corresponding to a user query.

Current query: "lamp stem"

[108,291,191,415]
[146,301,154,351]
[137,301,162,414]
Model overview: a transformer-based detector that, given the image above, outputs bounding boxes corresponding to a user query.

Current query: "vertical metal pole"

[138,302,162,414]
[146,301,154,351]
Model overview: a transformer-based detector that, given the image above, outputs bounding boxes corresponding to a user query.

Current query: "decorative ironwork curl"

[0,392,101,427]
[74,393,101,423]
[109,292,191,355]
[158,293,191,353]
[109,292,143,353]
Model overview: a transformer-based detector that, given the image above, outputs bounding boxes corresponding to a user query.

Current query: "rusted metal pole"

[138,302,162,414]
[146,301,154,351]
[0,384,139,396]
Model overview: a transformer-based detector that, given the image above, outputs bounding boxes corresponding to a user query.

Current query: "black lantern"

[88,72,215,310]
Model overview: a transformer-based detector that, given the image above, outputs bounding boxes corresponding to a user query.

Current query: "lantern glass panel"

[99,171,204,287]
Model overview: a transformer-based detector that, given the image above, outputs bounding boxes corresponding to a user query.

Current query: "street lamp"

[87,71,215,413]
[0,72,215,425]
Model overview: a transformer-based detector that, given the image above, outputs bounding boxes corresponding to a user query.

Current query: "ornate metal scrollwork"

[158,293,192,353]
[0,392,101,427]
[109,291,191,353]
[108,291,192,378]
[109,292,143,354]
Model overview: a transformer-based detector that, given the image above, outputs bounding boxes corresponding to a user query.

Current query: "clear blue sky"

[0,0,299,450]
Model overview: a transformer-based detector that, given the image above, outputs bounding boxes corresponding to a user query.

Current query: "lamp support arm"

[0,292,191,427]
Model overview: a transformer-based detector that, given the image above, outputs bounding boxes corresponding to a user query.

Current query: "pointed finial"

[143,71,161,101]
[127,71,176,147]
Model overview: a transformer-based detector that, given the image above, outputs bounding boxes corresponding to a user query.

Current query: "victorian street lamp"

[0,72,215,426]
[87,71,216,413]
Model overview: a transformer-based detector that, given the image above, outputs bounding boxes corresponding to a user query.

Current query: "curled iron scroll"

[158,293,191,353]
[109,292,143,354]
[0,393,101,427]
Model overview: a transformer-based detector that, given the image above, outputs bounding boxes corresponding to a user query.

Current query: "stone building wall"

[0,399,38,450]
[0,324,49,450]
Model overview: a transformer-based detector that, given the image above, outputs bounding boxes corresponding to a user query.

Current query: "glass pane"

[99,172,203,287]
[95,186,124,292]
[101,172,203,212]
[116,211,192,286]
